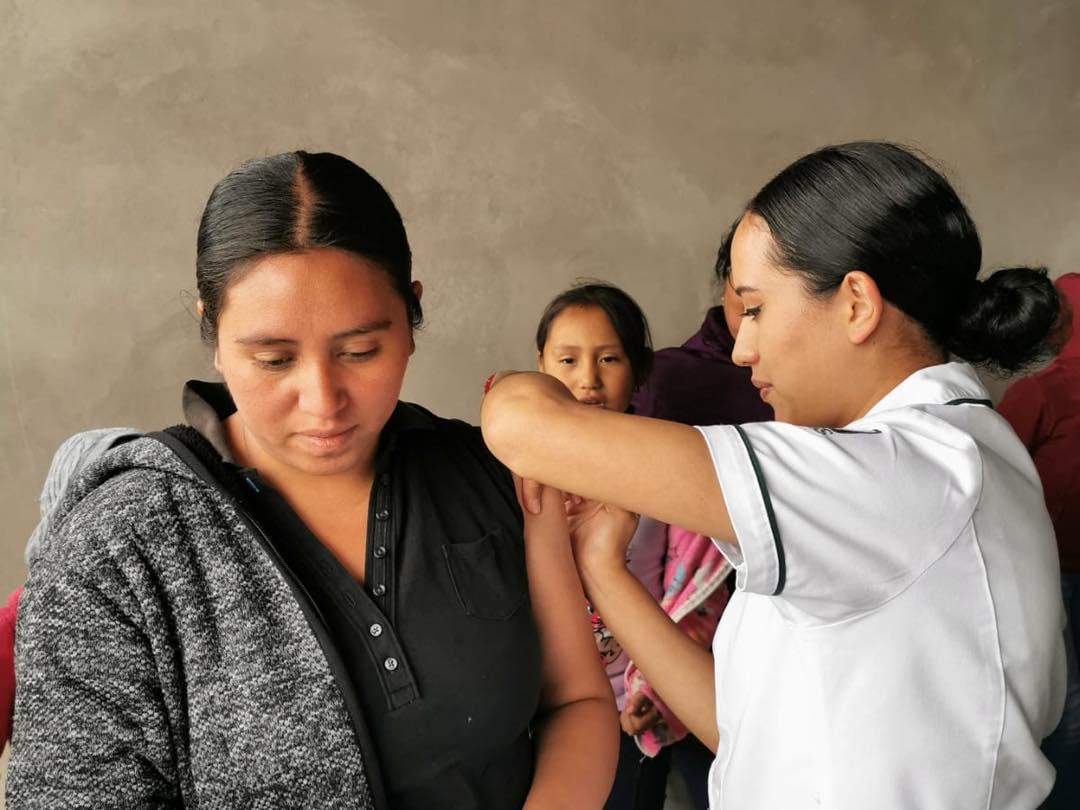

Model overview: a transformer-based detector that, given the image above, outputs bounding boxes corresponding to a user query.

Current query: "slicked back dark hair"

[196,151,421,344]
[716,142,1060,375]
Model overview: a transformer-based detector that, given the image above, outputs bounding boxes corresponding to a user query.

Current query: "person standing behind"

[534,282,729,810]
[631,248,772,428]
[623,250,771,809]
[999,272,1080,810]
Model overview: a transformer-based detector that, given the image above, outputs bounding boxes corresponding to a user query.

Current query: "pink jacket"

[625,526,730,756]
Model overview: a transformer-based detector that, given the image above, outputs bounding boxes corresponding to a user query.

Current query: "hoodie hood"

[29,434,206,566]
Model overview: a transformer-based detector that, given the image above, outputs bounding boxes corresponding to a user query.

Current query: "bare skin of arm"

[481,372,736,543]
[521,479,619,810]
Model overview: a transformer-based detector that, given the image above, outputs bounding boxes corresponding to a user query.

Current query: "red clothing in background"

[1,587,21,749]
[999,273,1080,573]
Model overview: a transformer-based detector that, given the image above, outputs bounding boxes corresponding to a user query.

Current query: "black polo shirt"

[184,382,543,810]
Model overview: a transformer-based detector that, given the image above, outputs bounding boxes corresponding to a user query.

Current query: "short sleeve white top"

[696,362,1066,810]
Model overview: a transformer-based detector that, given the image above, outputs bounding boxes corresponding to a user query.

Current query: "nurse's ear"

[839,271,884,345]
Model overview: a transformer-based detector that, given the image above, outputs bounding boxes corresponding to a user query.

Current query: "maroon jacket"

[632,306,772,426]
[999,273,1080,573]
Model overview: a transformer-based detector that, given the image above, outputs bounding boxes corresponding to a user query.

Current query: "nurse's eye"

[741,306,762,320]
[557,357,576,365]
[599,354,623,364]
[254,355,294,370]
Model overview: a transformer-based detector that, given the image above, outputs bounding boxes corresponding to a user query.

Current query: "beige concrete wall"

[1,0,1078,697]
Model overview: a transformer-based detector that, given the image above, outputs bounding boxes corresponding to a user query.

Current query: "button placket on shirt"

[360,466,416,706]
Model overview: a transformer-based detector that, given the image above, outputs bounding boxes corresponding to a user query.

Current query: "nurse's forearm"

[579,558,719,752]
[482,372,737,543]
[525,696,620,809]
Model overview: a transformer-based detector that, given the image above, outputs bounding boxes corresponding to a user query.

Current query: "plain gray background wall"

[2,0,1080,799]
[2,0,1079,676]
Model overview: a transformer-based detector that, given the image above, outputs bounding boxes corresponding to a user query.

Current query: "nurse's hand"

[565,498,639,578]
[620,693,662,736]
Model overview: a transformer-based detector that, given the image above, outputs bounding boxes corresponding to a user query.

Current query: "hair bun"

[946,266,1060,375]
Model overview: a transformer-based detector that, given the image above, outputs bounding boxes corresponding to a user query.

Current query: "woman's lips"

[295,426,357,452]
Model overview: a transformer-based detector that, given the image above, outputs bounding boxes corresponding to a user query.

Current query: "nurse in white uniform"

[481,142,1067,809]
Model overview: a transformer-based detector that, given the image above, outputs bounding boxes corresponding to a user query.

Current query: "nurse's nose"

[731,324,758,368]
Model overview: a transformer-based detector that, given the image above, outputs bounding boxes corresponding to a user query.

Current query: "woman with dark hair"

[7,151,617,809]
[482,142,1066,809]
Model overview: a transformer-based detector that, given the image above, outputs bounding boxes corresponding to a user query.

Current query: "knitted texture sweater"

[6,435,377,809]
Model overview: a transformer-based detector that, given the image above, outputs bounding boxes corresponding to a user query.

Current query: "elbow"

[481,384,529,471]
[482,373,569,475]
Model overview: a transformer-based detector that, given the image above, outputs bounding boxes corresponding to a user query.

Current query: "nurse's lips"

[752,380,772,401]
[296,426,357,451]
[579,397,606,407]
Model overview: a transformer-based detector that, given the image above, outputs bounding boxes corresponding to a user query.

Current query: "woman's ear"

[536,352,546,372]
[411,280,423,303]
[841,271,884,345]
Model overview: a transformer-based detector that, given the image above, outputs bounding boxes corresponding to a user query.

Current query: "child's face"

[537,305,636,412]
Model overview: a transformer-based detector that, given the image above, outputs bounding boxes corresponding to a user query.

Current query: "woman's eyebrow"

[734,285,760,296]
[234,320,393,346]
[332,320,392,339]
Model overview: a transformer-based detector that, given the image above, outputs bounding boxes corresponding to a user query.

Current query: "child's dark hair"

[535,282,654,388]
[714,142,1060,375]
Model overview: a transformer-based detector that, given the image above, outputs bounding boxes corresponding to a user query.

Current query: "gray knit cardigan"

[6,435,378,809]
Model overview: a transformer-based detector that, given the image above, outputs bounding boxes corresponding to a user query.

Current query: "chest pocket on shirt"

[442,528,527,620]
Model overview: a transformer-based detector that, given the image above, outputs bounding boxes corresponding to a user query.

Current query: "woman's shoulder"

[394,401,495,459]
[395,401,518,505]
[33,436,224,571]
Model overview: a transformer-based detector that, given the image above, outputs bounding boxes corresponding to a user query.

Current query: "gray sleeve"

[6,527,180,809]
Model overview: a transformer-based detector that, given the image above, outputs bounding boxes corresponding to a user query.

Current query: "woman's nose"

[297,361,347,419]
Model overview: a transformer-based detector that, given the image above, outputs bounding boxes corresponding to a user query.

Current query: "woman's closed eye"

[253,354,294,370]
[599,354,623,364]
[341,347,379,362]
[741,306,762,320]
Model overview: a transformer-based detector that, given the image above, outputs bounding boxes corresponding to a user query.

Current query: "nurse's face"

[729,213,848,427]
[213,248,419,478]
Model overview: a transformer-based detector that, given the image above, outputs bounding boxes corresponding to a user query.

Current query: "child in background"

[535,282,726,810]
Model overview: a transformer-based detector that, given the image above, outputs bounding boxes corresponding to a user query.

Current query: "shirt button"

[375,509,390,521]
[372,584,387,597]
[373,545,387,559]
[384,657,399,672]
[369,623,383,638]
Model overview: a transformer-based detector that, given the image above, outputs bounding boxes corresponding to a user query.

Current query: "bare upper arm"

[514,478,612,709]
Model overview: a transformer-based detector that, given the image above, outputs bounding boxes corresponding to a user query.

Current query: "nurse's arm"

[575,528,719,753]
[481,372,737,544]
[521,479,619,809]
